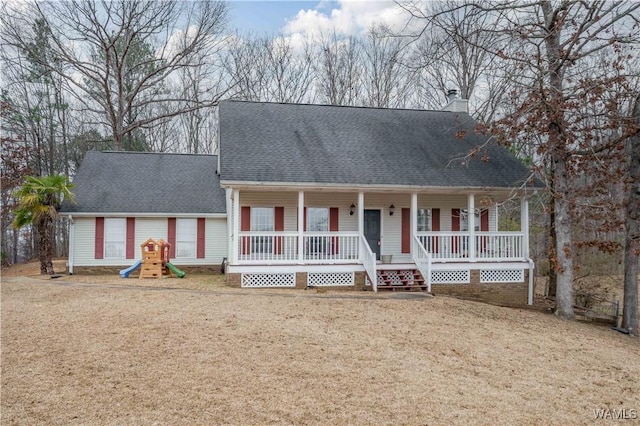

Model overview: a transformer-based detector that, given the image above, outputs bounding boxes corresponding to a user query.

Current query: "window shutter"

[401,208,410,254]
[197,218,206,259]
[274,207,284,255]
[431,209,440,253]
[478,209,489,253]
[451,209,460,253]
[241,206,251,255]
[168,218,176,259]
[126,218,135,259]
[95,217,104,259]
[330,207,339,254]
[432,209,440,231]
[480,209,489,231]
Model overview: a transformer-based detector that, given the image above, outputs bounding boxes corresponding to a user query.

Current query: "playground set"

[119,238,185,279]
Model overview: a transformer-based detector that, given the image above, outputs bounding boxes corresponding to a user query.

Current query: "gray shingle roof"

[60,151,226,214]
[219,100,537,189]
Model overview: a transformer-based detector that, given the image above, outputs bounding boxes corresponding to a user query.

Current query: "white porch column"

[358,191,364,236]
[521,196,530,259]
[298,190,305,263]
[225,188,233,264]
[68,216,75,274]
[468,193,476,260]
[411,193,418,255]
[232,188,240,264]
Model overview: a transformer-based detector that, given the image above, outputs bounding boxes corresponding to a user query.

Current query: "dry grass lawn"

[2,262,639,425]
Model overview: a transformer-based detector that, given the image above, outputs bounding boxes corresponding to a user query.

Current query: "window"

[251,207,274,232]
[417,208,431,232]
[104,218,126,258]
[306,208,330,254]
[460,209,480,232]
[176,218,196,258]
[307,208,329,232]
[251,207,273,253]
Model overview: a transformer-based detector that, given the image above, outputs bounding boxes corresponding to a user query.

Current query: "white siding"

[71,216,227,267]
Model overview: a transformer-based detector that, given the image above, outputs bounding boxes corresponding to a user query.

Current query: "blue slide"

[119,260,142,278]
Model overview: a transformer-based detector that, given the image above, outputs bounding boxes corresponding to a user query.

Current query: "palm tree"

[12,175,74,275]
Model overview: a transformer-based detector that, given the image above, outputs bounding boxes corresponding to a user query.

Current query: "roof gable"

[218,101,535,189]
[61,151,226,214]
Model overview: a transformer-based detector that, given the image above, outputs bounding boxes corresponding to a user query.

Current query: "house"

[61,98,541,305]
[59,152,227,274]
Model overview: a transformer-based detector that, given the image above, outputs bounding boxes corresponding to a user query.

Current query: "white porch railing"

[417,232,525,261]
[359,235,377,292]
[238,232,360,263]
[474,232,524,260]
[412,236,432,292]
[237,231,525,265]
[303,232,359,263]
[238,232,299,263]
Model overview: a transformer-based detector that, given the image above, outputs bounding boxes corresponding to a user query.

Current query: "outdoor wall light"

[389,204,395,216]
[350,204,355,215]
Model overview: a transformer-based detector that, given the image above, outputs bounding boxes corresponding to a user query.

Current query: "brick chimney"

[442,88,468,113]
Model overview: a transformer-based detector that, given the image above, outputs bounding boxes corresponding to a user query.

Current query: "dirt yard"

[2,263,639,425]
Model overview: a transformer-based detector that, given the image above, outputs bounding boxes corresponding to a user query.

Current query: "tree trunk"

[542,0,575,320]
[553,154,575,320]
[547,173,557,297]
[37,217,55,275]
[622,94,640,336]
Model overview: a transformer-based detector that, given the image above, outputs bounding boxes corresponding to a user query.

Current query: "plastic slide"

[165,262,186,278]
[119,260,142,278]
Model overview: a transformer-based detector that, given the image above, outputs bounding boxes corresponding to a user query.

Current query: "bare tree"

[1,0,230,151]
[481,0,640,320]
[224,34,316,104]
[623,94,640,336]
[315,31,362,106]
[361,25,412,108]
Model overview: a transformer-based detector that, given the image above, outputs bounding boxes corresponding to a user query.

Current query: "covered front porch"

[225,187,533,300]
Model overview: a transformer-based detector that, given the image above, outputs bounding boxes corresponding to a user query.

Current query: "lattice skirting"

[480,269,524,283]
[431,270,470,284]
[308,272,354,287]
[241,273,296,288]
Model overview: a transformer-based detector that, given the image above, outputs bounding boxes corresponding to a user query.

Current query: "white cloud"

[282,0,410,39]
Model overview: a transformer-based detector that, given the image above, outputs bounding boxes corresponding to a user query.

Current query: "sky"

[227,0,411,37]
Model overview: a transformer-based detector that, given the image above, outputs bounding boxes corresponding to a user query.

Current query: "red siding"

[168,218,176,259]
[274,207,284,255]
[95,217,104,259]
[330,207,339,254]
[126,218,135,259]
[401,208,410,254]
[241,206,251,255]
[197,218,206,259]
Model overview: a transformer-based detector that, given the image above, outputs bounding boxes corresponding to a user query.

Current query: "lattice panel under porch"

[480,269,524,283]
[366,270,384,286]
[431,270,470,284]
[307,272,354,287]
[241,273,296,288]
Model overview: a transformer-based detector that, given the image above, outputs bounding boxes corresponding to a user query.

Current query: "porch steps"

[376,269,428,292]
